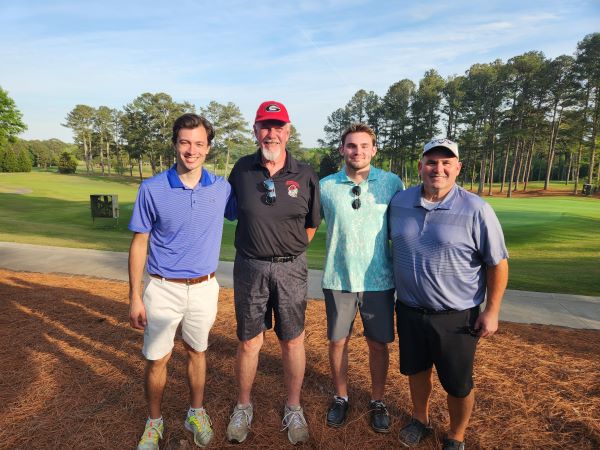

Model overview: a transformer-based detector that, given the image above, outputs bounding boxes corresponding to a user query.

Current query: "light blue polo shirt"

[129,165,232,278]
[320,166,404,292]
[389,184,509,311]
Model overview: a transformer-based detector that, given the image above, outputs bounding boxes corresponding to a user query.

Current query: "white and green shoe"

[137,418,164,450]
[184,408,214,448]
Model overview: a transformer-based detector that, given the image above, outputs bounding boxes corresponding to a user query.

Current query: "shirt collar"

[336,165,379,184]
[167,164,213,189]
[414,183,459,210]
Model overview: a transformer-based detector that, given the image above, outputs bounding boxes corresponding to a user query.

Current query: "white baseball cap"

[423,138,459,158]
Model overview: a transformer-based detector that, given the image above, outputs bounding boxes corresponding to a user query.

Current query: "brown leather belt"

[149,272,215,285]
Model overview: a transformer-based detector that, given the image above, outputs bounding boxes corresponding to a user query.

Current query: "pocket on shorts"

[142,277,158,308]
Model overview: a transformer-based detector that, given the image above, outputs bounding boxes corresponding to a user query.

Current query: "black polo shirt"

[229,149,321,259]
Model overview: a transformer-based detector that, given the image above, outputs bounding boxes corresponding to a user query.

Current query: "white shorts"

[142,276,219,360]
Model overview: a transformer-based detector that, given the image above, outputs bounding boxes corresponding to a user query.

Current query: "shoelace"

[370,400,388,413]
[230,407,252,428]
[139,422,163,444]
[281,408,307,431]
[333,397,347,408]
[189,412,212,436]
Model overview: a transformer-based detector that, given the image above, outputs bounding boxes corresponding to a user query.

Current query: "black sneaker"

[398,417,433,447]
[326,396,349,427]
[442,437,465,450]
[369,400,390,433]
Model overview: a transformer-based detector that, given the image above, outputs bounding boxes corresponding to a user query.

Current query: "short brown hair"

[341,123,377,147]
[172,113,215,145]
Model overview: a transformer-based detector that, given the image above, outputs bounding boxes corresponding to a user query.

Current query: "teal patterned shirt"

[320,166,404,292]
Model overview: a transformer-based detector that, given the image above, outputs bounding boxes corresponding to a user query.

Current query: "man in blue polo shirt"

[128,113,233,450]
[320,123,403,433]
[389,138,508,450]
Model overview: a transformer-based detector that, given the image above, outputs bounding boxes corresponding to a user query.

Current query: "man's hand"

[306,226,317,243]
[473,309,499,338]
[129,295,147,329]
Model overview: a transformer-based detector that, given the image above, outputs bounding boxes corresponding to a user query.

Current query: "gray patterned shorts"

[233,252,308,341]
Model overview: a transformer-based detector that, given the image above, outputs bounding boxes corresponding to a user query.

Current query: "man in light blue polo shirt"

[389,138,508,450]
[128,113,234,450]
[320,123,404,433]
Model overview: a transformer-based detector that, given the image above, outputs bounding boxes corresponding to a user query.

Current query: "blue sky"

[1,0,599,147]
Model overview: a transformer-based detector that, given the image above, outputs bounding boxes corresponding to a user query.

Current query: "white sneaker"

[226,404,253,443]
[282,405,309,444]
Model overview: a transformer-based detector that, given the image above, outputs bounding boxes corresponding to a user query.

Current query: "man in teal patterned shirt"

[319,123,404,433]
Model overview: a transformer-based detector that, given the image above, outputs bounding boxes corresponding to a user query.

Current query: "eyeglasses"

[263,178,276,204]
[351,185,361,210]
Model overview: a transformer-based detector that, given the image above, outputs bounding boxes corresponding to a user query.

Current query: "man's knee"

[329,336,349,349]
[442,381,473,399]
[239,333,264,354]
[365,336,388,354]
[408,368,433,385]
[280,330,305,351]
[146,352,171,375]
[183,341,206,359]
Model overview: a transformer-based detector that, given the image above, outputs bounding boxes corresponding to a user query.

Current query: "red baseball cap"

[254,100,290,124]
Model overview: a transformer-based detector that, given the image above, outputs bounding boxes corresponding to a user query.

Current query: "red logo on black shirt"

[286,180,299,198]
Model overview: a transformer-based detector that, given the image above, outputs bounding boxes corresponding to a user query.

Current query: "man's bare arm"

[474,258,508,338]
[128,232,150,329]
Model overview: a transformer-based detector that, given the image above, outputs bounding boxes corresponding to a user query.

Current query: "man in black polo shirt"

[226,100,321,445]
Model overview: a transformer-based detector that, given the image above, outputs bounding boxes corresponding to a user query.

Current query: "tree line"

[62,94,305,181]
[2,32,598,193]
[0,86,30,172]
[319,33,600,195]
[1,86,79,173]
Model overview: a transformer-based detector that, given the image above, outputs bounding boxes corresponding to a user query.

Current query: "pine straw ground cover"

[0,269,598,450]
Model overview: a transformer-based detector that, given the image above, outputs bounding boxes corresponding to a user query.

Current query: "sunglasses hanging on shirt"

[263,178,276,205]
[351,185,361,210]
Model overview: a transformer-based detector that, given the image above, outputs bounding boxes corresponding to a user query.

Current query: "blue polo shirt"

[389,184,508,311]
[129,165,232,278]
[320,167,404,292]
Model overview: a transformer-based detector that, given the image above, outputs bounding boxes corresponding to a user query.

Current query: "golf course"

[0,169,598,296]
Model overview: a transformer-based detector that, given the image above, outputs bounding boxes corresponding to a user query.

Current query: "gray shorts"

[323,289,395,343]
[233,252,308,341]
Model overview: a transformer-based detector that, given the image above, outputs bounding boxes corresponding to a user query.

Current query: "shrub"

[58,151,78,174]
[16,148,32,172]
[318,152,340,178]
[0,145,19,172]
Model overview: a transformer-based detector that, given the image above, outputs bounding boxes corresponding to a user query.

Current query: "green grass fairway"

[486,196,600,295]
[0,170,324,268]
[1,171,598,295]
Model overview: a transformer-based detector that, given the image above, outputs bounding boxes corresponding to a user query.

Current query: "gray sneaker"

[184,408,213,447]
[226,404,253,443]
[281,405,309,444]
[398,417,432,447]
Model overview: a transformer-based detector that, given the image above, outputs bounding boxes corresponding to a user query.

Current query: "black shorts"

[396,302,480,398]
[233,252,308,341]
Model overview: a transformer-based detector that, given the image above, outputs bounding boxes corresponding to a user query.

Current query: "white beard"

[261,147,281,162]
